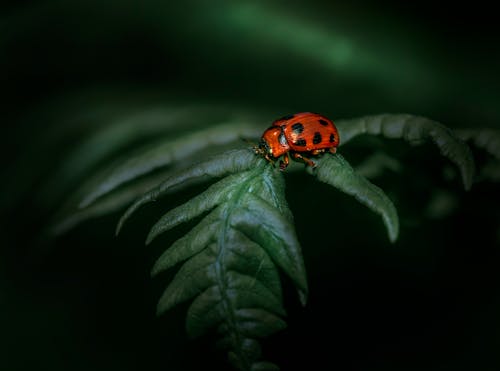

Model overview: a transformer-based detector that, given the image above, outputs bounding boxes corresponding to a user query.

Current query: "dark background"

[1,1,499,370]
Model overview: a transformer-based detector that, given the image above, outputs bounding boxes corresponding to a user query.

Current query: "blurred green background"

[1,1,499,370]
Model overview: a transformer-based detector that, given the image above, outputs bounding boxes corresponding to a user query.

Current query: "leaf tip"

[458,153,475,192]
[386,212,399,243]
[115,219,124,236]
[298,289,308,306]
[116,199,145,237]
[146,224,161,245]
[116,205,135,236]
[462,173,473,191]
[150,262,162,277]
[389,230,399,243]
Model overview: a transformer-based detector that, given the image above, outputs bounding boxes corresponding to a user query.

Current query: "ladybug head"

[254,126,289,159]
[253,138,269,156]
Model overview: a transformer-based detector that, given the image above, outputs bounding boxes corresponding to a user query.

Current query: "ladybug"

[254,112,340,170]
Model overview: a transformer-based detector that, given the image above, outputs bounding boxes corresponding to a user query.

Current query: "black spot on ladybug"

[318,119,329,126]
[313,132,322,144]
[292,123,304,134]
[329,133,335,143]
[279,114,295,121]
[294,138,307,146]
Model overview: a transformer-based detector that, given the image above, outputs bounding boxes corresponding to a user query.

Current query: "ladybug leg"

[329,147,337,154]
[279,153,290,171]
[264,154,277,167]
[292,152,316,168]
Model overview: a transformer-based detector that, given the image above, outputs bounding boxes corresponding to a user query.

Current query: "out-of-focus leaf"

[457,129,500,159]
[40,106,224,201]
[457,128,500,182]
[79,120,262,208]
[336,114,475,190]
[354,151,402,179]
[49,169,171,236]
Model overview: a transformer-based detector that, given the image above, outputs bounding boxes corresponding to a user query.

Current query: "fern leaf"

[228,351,281,371]
[151,207,222,275]
[336,114,475,190]
[185,241,285,338]
[310,154,399,242]
[223,308,287,337]
[145,171,250,244]
[130,161,307,370]
[232,193,308,304]
[117,149,262,235]
[156,243,218,312]
[250,362,281,371]
[221,232,283,300]
[44,107,201,197]
[457,128,500,182]
[457,128,500,159]
[79,121,261,208]
[49,169,173,236]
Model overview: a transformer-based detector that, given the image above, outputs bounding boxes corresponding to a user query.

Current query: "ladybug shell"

[259,126,289,158]
[272,112,340,152]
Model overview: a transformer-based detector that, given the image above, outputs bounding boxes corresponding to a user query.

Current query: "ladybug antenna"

[240,137,256,145]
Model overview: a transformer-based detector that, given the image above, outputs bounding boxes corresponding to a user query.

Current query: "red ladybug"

[255,112,340,170]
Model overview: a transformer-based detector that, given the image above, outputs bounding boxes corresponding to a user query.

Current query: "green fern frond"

[117,149,262,235]
[51,110,479,370]
[45,107,200,195]
[38,104,243,212]
[79,121,261,209]
[309,154,399,242]
[50,146,254,237]
[126,157,307,370]
[145,171,249,244]
[336,114,475,190]
[50,169,172,236]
